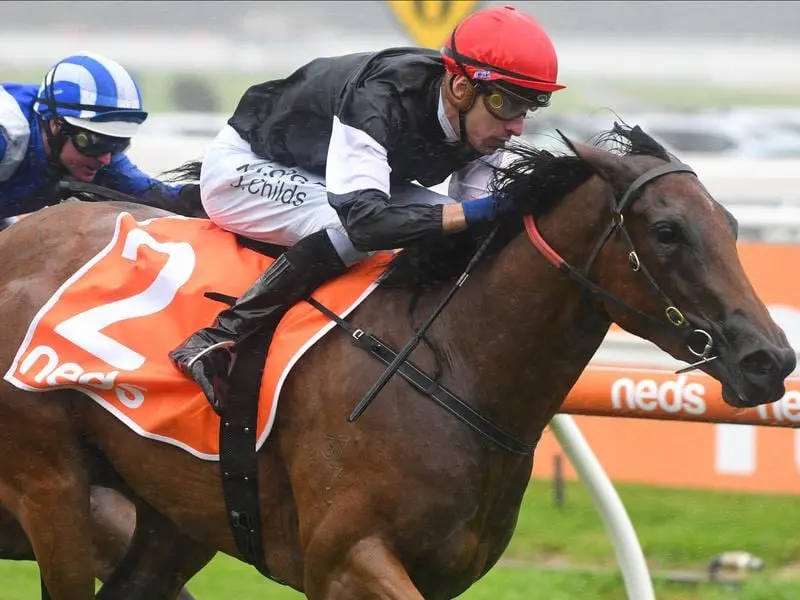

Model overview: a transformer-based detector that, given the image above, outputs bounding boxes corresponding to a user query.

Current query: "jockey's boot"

[169,229,347,414]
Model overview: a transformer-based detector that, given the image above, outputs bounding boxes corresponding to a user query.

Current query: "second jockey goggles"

[478,83,551,121]
[65,124,131,157]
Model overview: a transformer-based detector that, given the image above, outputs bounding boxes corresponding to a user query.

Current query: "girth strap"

[218,325,286,584]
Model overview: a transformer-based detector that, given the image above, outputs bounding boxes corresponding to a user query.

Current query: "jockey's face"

[467,92,527,154]
[46,121,113,182]
[446,75,529,155]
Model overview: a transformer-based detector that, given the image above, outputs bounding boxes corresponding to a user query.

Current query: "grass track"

[3,479,798,599]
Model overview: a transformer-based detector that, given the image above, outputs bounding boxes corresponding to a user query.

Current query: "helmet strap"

[442,74,478,147]
[458,111,470,146]
[444,30,485,149]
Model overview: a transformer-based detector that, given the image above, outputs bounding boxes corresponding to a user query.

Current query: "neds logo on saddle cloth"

[3,213,391,459]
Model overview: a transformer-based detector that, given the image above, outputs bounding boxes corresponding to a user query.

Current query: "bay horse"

[0,124,793,599]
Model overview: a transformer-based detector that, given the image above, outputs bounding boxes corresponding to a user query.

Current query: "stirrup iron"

[185,340,236,369]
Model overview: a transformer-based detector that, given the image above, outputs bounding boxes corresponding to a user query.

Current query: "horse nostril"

[740,350,777,379]
[740,348,796,382]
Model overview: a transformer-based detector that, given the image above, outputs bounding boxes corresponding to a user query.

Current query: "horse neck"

[428,177,614,443]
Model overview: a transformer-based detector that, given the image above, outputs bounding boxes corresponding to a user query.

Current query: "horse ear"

[556,129,629,184]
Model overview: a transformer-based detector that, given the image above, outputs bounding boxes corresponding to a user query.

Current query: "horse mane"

[379,122,670,292]
[160,160,203,184]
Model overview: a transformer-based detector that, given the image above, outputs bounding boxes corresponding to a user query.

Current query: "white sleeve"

[0,87,31,182]
[447,150,505,201]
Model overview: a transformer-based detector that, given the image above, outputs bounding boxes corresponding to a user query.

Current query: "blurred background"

[3,2,800,599]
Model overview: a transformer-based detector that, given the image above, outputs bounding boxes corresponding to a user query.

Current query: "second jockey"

[170,5,566,412]
[0,51,189,222]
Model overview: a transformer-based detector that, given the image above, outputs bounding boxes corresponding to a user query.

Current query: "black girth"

[217,324,283,582]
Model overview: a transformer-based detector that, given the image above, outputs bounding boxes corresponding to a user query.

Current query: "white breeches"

[199,125,454,265]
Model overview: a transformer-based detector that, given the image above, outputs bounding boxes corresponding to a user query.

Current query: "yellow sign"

[386,0,480,49]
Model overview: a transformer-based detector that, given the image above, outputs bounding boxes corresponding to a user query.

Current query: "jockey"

[169,5,566,412]
[0,51,186,222]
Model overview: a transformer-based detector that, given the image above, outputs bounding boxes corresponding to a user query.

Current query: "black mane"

[380,122,669,292]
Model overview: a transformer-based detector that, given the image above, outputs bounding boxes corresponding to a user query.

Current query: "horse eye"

[651,221,682,245]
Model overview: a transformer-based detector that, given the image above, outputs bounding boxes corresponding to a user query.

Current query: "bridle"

[523,159,718,374]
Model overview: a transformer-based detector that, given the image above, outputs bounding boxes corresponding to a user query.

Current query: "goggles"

[479,84,551,121]
[65,125,131,157]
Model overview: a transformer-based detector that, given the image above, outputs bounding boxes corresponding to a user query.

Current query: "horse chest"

[398,460,530,593]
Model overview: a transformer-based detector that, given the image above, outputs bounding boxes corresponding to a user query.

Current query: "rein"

[57,180,142,204]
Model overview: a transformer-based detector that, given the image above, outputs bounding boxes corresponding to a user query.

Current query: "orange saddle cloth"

[4,212,392,459]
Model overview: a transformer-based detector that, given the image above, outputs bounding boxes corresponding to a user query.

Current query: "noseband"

[524,160,717,373]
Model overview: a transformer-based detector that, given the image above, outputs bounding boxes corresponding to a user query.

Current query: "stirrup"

[185,340,236,369]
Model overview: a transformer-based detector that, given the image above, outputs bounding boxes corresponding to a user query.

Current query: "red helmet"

[441,5,565,94]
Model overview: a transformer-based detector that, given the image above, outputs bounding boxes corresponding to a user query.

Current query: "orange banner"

[562,366,800,427]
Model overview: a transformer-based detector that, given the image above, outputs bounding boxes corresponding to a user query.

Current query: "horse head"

[525,123,795,408]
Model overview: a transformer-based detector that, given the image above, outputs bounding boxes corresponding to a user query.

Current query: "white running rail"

[549,414,656,600]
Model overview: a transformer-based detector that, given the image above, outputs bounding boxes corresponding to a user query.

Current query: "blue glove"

[461,194,514,226]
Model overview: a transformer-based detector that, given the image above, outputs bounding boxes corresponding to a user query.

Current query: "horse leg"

[0,394,95,600]
[0,513,56,600]
[0,504,33,559]
[0,487,133,572]
[84,448,206,598]
[1,486,196,599]
[97,497,213,600]
[87,486,136,581]
[305,535,425,600]
[16,449,94,600]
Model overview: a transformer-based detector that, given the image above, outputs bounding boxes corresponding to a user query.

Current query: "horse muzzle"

[711,333,797,408]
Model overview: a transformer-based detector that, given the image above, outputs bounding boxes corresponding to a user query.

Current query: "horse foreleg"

[12,445,94,597]
[305,536,425,600]
[0,392,95,600]
[0,487,133,573]
[1,486,196,599]
[96,497,213,600]
[0,504,33,559]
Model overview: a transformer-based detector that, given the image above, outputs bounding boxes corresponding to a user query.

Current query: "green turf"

[508,479,800,571]
[4,553,798,600]
[181,555,800,600]
[3,479,799,599]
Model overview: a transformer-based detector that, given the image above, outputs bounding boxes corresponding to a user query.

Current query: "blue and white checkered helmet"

[33,52,148,138]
